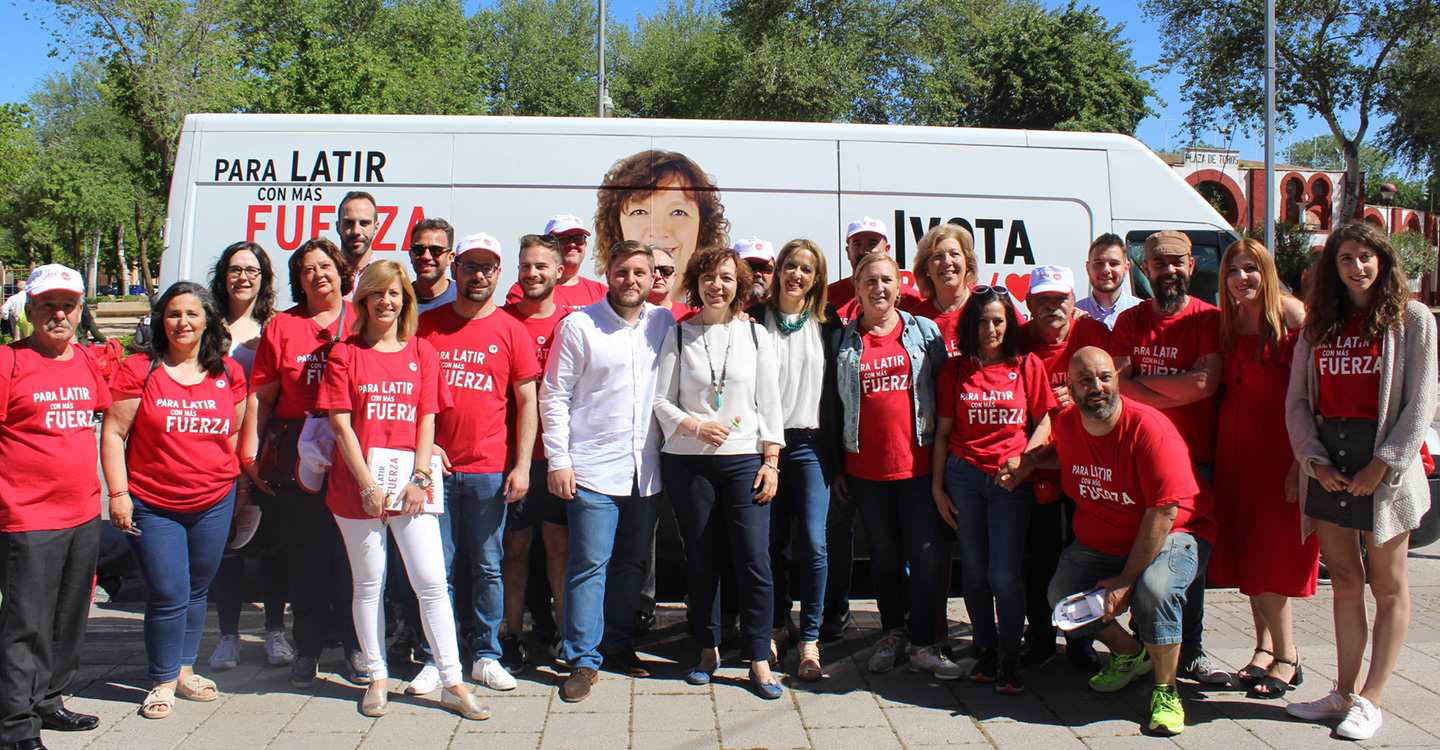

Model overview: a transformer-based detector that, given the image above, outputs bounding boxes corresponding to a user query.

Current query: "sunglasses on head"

[971,285,1012,298]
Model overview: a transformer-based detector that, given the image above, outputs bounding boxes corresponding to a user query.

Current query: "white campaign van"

[161,114,1238,304]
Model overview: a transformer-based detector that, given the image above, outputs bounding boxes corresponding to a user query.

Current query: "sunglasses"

[654,265,676,278]
[971,285,1012,298]
[746,261,775,273]
[409,244,450,258]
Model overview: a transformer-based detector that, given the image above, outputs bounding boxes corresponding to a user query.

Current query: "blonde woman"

[911,223,979,356]
[317,261,487,721]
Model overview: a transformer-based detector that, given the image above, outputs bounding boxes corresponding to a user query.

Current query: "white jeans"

[333,512,461,686]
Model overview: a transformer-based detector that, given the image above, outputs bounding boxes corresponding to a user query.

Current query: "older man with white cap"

[506,214,607,313]
[734,237,776,305]
[416,232,540,695]
[0,264,112,750]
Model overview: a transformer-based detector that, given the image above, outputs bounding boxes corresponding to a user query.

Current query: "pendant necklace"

[701,322,733,409]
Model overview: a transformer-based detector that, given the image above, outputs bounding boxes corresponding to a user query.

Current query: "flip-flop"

[177,673,219,702]
[140,686,175,719]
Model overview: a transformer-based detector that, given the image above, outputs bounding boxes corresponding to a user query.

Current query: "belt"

[784,428,821,441]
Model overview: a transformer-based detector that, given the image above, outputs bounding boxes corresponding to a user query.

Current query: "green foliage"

[1271,221,1313,292]
[1381,36,1440,172]
[1391,230,1437,281]
[1284,133,1431,209]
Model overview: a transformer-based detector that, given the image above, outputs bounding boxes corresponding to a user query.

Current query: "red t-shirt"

[112,354,248,513]
[0,343,111,532]
[1314,314,1382,420]
[505,277,606,313]
[829,277,926,324]
[317,337,450,519]
[418,306,539,473]
[1053,398,1214,556]
[845,324,932,480]
[1025,314,1110,391]
[251,304,361,419]
[1110,297,1221,464]
[937,353,1056,473]
[502,304,569,460]
[911,304,964,358]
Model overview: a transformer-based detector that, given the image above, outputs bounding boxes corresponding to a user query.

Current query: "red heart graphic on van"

[1004,273,1029,301]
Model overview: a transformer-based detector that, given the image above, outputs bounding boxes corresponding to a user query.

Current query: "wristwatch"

[411,471,434,491]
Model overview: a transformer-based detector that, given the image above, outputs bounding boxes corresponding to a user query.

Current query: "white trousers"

[333,513,462,686]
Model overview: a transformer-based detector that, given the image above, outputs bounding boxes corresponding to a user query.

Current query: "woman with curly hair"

[1283,222,1436,740]
[593,149,730,287]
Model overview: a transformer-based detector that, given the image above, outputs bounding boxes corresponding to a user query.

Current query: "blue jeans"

[664,452,774,662]
[130,487,236,682]
[563,481,659,671]
[848,474,947,645]
[944,455,1031,653]
[770,434,830,642]
[442,471,507,662]
[1046,534,1207,646]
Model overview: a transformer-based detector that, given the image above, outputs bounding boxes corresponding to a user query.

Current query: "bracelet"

[360,484,382,499]
[108,489,129,499]
[413,464,432,478]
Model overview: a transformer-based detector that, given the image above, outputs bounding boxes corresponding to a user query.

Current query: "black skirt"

[1304,417,1378,531]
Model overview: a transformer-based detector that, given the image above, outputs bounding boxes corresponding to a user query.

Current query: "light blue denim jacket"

[834,311,947,454]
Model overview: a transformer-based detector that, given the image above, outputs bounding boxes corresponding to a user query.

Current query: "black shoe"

[1065,637,1103,674]
[2,738,46,750]
[500,634,530,673]
[290,655,318,688]
[819,610,853,643]
[38,708,97,732]
[994,652,1025,695]
[970,647,998,683]
[634,610,656,636]
[1019,636,1058,667]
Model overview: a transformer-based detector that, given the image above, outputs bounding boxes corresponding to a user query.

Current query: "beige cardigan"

[1285,299,1437,544]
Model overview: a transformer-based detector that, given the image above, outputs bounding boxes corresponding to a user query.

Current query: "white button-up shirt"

[540,298,672,497]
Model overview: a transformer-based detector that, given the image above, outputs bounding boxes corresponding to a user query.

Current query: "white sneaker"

[1285,686,1351,721]
[1335,694,1383,740]
[906,644,963,680]
[472,657,517,691]
[406,663,441,695]
[867,629,908,673]
[265,630,295,666]
[209,634,239,670]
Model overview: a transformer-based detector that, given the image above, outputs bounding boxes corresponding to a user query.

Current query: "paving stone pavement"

[48,551,1440,749]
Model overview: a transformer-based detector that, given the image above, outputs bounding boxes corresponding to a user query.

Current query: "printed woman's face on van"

[618,175,701,262]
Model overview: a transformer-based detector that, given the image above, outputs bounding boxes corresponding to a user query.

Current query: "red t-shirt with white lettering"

[112,354,248,513]
[317,336,450,519]
[829,278,926,324]
[505,277,606,313]
[937,353,1056,473]
[251,304,361,419]
[910,301,964,359]
[1314,314,1382,420]
[845,324,932,481]
[502,304,569,460]
[0,343,111,531]
[1053,398,1214,556]
[1110,297,1221,464]
[418,306,539,473]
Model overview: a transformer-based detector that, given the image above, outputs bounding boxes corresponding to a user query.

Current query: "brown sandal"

[176,673,219,702]
[140,686,176,719]
[797,641,822,682]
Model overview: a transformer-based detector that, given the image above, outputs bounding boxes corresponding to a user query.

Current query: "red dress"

[1211,332,1319,596]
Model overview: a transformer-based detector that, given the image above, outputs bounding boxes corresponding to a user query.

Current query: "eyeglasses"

[457,261,501,277]
[654,265,676,278]
[409,244,450,258]
[226,266,262,279]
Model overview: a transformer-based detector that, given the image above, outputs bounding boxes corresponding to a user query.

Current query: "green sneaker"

[1087,648,1152,692]
[1148,684,1185,735]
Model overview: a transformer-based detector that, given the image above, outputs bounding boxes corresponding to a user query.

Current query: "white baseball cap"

[544,214,591,237]
[455,232,503,260]
[26,264,85,298]
[1027,265,1075,296]
[733,238,775,264]
[845,217,890,244]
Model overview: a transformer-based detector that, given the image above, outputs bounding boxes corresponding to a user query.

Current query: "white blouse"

[766,312,824,430]
[654,317,785,455]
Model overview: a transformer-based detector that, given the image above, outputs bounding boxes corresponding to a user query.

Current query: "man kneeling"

[1004,347,1213,735]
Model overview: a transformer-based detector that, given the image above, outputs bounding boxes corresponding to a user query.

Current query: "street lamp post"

[596,0,608,117]
[1264,0,1276,250]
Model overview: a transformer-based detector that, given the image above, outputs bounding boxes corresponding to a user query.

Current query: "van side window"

[1125,230,1230,305]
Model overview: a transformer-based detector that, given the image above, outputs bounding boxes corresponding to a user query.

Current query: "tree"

[1380,36,1440,211]
[474,0,604,116]
[1143,0,1440,222]
[1284,133,1429,209]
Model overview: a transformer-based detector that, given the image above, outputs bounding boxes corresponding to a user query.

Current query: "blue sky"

[0,0,1352,161]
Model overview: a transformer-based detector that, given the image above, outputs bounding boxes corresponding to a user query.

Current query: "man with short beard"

[1006,347,1213,736]
[498,234,572,672]
[541,240,669,703]
[0,265,111,749]
[1109,230,1223,685]
[409,218,456,312]
[336,191,379,288]
[734,238,775,306]
[414,232,540,695]
[505,215,606,312]
[1075,233,1140,329]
